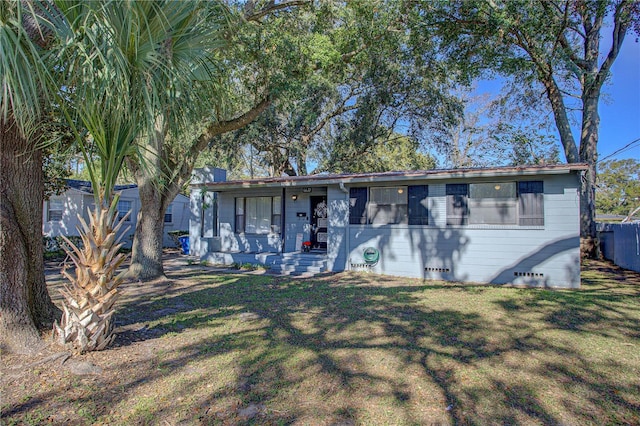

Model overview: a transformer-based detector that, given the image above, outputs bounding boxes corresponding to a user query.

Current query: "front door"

[310,196,327,251]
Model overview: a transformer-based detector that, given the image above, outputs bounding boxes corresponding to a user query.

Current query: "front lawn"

[2,259,639,425]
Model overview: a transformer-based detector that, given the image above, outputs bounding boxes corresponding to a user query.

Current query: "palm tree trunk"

[54,197,130,353]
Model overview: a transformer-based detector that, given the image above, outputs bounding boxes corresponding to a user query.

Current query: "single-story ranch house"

[189,164,588,288]
[44,180,190,248]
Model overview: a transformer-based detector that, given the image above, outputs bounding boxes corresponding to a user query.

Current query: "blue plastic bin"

[178,235,190,255]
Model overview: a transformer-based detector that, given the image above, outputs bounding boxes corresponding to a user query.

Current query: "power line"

[598,137,640,163]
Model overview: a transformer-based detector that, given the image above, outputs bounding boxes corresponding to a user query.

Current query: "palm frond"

[0,2,56,134]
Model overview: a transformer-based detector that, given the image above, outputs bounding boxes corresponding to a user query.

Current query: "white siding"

[337,174,581,288]
[43,190,89,237]
[327,186,349,271]
[194,173,582,288]
[216,189,284,253]
[44,186,191,249]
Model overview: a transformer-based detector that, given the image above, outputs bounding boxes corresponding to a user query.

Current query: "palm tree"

[1,0,229,353]
[50,0,230,353]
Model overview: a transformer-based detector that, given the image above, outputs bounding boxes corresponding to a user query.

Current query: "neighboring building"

[190,164,588,288]
[43,180,190,248]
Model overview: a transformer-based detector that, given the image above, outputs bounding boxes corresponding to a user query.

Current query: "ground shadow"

[5,260,639,425]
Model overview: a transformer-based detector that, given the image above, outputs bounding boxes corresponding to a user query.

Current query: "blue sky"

[597,38,640,161]
[476,35,640,164]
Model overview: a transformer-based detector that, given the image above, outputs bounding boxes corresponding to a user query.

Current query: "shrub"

[44,236,84,252]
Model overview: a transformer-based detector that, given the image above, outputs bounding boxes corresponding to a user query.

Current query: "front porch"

[202,251,329,276]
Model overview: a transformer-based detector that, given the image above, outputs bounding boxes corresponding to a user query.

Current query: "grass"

[2,260,639,425]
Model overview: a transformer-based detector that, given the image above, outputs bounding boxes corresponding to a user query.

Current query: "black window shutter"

[349,187,368,224]
[408,185,429,225]
[518,181,544,226]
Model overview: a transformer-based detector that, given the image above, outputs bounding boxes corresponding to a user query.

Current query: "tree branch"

[245,0,311,22]
[592,0,632,94]
[541,1,588,76]
[304,103,358,143]
[173,96,271,186]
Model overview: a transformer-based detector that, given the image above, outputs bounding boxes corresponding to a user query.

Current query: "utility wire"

[598,137,640,163]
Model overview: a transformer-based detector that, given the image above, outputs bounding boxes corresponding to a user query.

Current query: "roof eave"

[192,164,589,191]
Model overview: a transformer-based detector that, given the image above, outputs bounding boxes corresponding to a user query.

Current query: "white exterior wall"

[116,187,140,248]
[192,172,581,288]
[193,187,330,256]
[43,190,93,237]
[44,187,190,249]
[283,188,329,252]
[327,185,349,272]
[162,193,190,247]
[334,174,581,288]
[216,189,284,253]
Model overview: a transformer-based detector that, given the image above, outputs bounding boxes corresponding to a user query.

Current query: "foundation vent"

[425,267,451,273]
[350,263,374,270]
[514,271,544,278]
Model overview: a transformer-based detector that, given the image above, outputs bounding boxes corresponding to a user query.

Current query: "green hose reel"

[363,247,380,264]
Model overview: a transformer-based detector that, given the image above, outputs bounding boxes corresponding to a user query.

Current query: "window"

[117,200,132,222]
[246,197,271,234]
[518,181,544,226]
[48,198,64,221]
[164,203,173,223]
[408,185,429,225]
[447,181,544,226]
[446,184,468,225]
[349,185,428,225]
[271,196,282,233]
[235,196,281,234]
[469,182,517,225]
[369,186,408,224]
[235,198,245,233]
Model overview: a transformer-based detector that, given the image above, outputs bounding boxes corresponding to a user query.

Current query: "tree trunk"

[540,75,580,163]
[579,93,600,258]
[128,99,271,280]
[129,180,172,280]
[0,117,58,354]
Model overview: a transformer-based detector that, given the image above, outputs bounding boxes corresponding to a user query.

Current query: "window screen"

[235,198,245,233]
[468,182,517,225]
[48,198,64,222]
[271,196,282,233]
[164,203,172,223]
[446,184,468,225]
[368,186,408,224]
[117,200,132,222]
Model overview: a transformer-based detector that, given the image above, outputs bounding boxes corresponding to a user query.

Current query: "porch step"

[201,251,328,277]
[272,253,328,276]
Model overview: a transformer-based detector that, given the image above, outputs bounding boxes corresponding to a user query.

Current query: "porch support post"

[280,187,285,254]
[189,188,203,256]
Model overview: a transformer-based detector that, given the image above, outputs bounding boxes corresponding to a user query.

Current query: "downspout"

[339,182,350,271]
